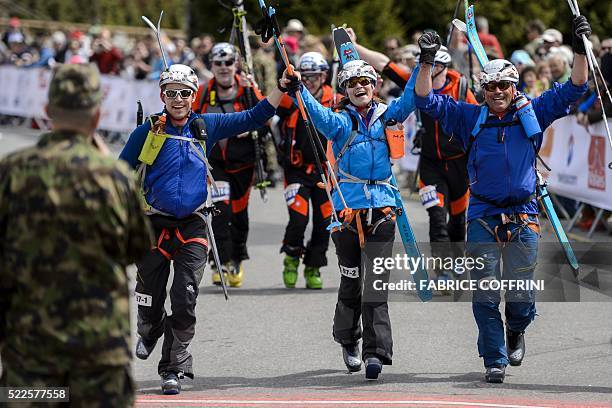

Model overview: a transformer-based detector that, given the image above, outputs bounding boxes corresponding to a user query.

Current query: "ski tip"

[452,19,467,33]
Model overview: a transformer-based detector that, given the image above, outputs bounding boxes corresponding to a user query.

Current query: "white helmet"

[338,59,377,88]
[298,52,329,74]
[210,42,237,62]
[479,59,519,87]
[434,46,452,65]
[159,64,199,92]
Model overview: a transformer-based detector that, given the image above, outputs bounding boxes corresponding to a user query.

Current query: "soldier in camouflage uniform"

[0,64,153,407]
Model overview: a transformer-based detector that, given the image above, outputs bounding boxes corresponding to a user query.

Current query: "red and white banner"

[0,66,164,133]
[539,115,612,211]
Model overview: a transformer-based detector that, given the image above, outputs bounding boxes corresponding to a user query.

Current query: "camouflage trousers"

[0,364,134,407]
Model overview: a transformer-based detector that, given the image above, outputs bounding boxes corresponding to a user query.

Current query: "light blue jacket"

[296,69,419,210]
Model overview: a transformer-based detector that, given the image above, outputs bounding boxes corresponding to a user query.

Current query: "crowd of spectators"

[2,16,609,101]
[2,14,610,126]
[1,15,610,230]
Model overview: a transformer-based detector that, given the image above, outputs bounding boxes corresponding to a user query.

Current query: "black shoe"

[160,372,182,395]
[135,337,157,360]
[485,365,506,383]
[364,357,383,380]
[506,328,525,366]
[342,343,362,372]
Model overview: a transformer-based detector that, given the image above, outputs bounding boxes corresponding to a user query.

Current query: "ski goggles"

[212,60,235,67]
[163,88,194,99]
[345,76,373,88]
[483,81,513,92]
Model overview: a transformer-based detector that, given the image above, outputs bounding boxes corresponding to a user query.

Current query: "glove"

[278,74,302,95]
[572,15,592,55]
[417,32,441,65]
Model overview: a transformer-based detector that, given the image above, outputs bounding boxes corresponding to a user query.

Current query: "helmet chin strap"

[431,65,447,80]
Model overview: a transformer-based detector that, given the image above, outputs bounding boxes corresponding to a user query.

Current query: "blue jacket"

[119,99,275,219]
[297,71,418,210]
[415,78,587,221]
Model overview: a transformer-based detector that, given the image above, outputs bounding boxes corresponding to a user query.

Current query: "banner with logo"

[0,66,164,132]
[539,115,612,211]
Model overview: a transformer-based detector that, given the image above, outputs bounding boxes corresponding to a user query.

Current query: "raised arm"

[385,65,420,122]
[280,68,350,141]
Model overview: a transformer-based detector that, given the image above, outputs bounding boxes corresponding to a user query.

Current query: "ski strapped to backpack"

[462,9,579,274]
[257,0,350,231]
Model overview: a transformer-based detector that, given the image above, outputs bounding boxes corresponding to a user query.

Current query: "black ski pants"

[332,208,395,364]
[135,214,208,378]
[281,167,331,267]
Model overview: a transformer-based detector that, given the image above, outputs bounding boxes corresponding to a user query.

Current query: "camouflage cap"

[48,64,103,111]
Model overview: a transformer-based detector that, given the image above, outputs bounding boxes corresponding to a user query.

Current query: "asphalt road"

[1,126,611,408]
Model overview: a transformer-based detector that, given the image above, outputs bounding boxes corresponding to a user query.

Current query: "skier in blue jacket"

[414,16,592,383]
[280,60,419,380]
[119,64,285,394]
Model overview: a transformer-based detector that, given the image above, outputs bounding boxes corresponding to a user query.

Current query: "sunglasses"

[302,74,321,82]
[483,81,512,92]
[163,88,194,98]
[345,76,372,89]
[213,60,234,67]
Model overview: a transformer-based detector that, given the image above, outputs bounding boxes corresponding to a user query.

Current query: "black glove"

[278,74,302,95]
[572,15,592,55]
[417,32,441,65]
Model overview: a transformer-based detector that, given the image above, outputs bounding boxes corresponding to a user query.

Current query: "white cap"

[286,19,304,32]
[541,29,563,44]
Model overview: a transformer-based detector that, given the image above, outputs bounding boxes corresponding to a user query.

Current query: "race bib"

[211,181,230,203]
[284,183,301,206]
[135,292,152,307]
[340,265,359,278]
[419,185,440,209]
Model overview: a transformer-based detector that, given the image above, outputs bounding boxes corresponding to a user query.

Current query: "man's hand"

[279,66,302,95]
[417,32,441,65]
[572,15,592,55]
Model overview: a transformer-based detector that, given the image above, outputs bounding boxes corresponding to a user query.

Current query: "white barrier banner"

[540,115,612,211]
[0,66,164,133]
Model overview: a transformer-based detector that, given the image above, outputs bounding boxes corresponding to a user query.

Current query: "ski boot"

[304,266,322,289]
[228,260,243,288]
[506,328,525,366]
[341,342,362,372]
[364,356,383,380]
[283,255,299,288]
[135,336,157,360]
[211,262,229,286]
[485,365,506,383]
[160,371,183,395]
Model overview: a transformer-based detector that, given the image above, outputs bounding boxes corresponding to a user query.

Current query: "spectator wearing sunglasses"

[414,17,591,383]
[119,63,287,395]
[191,42,265,288]
[279,57,421,381]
